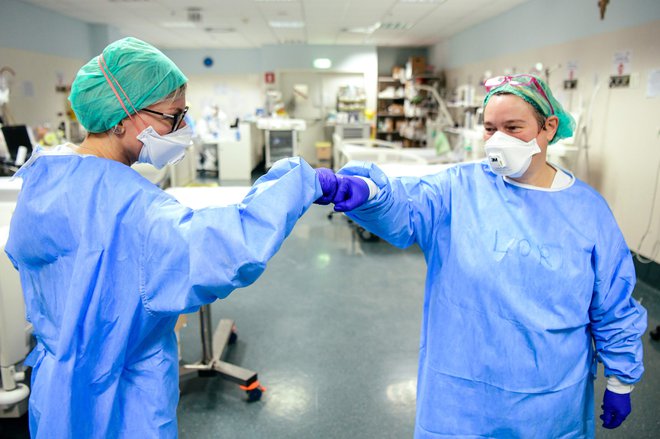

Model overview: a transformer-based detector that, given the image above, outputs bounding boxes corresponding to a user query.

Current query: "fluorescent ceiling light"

[161,22,197,29]
[342,22,381,34]
[380,22,413,31]
[313,58,332,69]
[269,21,305,29]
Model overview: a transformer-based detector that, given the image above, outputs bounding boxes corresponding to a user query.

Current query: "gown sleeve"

[589,236,647,384]
[138,157,321,315]
[337,160,451,250]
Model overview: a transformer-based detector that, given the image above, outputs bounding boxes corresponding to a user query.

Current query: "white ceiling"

[20,0,528,49]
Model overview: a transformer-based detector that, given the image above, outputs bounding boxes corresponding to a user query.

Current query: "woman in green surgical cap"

[324,74,647,438]
[5,37,337,439]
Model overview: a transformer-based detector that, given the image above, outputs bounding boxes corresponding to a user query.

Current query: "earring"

[112,124,125,135]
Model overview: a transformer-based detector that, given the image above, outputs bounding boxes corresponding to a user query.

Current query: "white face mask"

[137,124,193,169]
[483,130,541,178]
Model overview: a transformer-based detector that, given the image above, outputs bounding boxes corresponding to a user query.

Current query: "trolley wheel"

[356,227,379,242]
[229,326,238,345]
[650,325,660,341]
[240,381,265,402]
[246,387,263,402]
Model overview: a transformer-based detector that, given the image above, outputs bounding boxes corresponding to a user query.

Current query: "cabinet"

[376,76,441,147]
[256,118,306,168]
[265,130,297,167]
[198,122,264,183]
[336,85,366,123]
[217,123,253,182]
[376,77,405,144]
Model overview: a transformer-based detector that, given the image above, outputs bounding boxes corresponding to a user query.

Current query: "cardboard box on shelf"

[387,103,404,115]
[315,141,332,160]
[406,56,426,79]
[392,66,405,81]
[383,118,394,132]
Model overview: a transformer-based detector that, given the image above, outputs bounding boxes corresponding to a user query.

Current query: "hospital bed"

[334,136,450,170]
[0,177,31,418]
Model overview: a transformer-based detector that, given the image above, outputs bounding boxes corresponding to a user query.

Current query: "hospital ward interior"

[1,0,660,438]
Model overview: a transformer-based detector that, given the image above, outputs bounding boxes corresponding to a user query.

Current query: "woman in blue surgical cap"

[327,74,647,438]
[5,37,337,439]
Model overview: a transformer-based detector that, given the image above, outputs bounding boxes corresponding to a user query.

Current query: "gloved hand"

[600,389,631,429]
[333,175,370,212]
[314,168,338,205]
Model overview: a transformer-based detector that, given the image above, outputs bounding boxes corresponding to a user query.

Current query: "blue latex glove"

[333,175,370,212]
[600,389,631,429]
[314,168,338,205]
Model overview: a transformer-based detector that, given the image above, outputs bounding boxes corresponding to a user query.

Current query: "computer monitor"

[1,125,34,163]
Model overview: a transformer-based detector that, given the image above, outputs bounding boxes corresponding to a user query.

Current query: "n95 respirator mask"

[483,131,541,178]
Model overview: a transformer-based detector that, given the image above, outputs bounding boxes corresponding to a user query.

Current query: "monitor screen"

[1,125,34,162]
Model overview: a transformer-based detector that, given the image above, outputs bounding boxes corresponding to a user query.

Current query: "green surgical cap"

[483,74,574,144]
[69,37,187,133]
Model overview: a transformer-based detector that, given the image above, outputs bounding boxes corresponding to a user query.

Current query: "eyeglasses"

[484,75,554,115]
[141,106,189,133]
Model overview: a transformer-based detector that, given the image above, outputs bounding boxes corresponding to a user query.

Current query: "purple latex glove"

[600,389,631,429]
[333,175,370,212]
[314,168,338,205]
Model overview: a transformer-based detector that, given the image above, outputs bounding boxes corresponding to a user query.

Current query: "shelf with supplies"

[376,61,443,148]
[336,85,367,123]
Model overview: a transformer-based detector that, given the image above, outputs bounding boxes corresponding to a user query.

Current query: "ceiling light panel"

[18,0,531,49]
[379,22,413,31]
[269,20,305,28]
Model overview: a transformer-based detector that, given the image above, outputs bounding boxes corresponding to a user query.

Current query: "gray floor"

[176,205,660,439]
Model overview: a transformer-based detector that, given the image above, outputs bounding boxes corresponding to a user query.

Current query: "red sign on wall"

[264,71,275,84]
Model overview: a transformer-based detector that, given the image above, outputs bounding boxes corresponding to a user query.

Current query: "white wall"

[0,0,95,60]
[165,45,379,111]
[431,15,660,263]
[185,74,263,124]
[433,0,660,71]
[0,47,84,128]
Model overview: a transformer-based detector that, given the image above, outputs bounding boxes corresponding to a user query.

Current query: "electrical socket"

[563,79,578,90]
[609,75,630,88]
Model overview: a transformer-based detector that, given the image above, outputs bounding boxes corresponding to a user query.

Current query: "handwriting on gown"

[492,230,561,269]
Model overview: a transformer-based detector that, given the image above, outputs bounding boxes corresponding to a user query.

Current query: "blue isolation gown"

[4,147,321,439]
[339,161,646,438]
